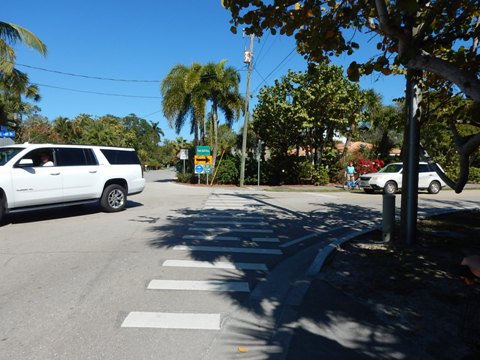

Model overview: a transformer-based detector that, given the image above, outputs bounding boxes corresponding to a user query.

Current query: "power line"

[17,63,162,83]
[141,110,162,118]
[253,47,297,93]
[16,62,246,82]
[33,83,162,99]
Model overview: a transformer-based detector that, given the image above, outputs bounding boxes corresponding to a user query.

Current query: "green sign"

[196,146,210,156]
[204,165,213,174]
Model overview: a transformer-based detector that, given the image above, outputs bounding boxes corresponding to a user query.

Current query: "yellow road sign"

[194,155,213,165]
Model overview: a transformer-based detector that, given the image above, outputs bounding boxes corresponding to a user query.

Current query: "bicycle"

[343,176,360,190]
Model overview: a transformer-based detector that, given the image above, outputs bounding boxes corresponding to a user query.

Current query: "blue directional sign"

[0,130,15,138]
[194,164,204,174]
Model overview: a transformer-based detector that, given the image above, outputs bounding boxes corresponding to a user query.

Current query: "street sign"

[196,146,210,156]
[194,155,213,165]
[204,164,213,174]
[0,130,15,138]
[194,164,204,174]
[179,149,188,160]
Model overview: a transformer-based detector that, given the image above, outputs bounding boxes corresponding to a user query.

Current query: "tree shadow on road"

[145,191,478,358]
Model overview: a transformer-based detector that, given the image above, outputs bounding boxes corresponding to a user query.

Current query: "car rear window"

[379,164,402,173]
[56,148,98,166]
[100,149,140,165]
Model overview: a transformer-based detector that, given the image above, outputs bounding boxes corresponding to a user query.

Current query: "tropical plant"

[200,60,242,167]
[0,21,46,127]
[161,63,205,147]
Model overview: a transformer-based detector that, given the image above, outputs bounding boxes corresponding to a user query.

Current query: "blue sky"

[4,1,405,142]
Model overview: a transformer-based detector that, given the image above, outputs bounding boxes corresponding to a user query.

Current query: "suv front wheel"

[101,184,127,212]
[383,181,398,195]
[427,180,441,194]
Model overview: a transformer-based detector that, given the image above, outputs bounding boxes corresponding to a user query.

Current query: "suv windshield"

[0,147,24,166]
[378,164,403,173]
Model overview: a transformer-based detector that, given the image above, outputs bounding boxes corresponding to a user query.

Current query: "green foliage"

[214,156,239,185]
[262,155,310,185]
[469,167,480,184]
[16,112,166,169]
[176,172,196,184]
[253,64,364,167]
[311,166,330,186]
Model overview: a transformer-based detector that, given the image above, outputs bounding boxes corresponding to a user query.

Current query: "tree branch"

[408,53,480,101]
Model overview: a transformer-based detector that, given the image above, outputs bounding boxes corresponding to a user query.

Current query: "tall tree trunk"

[193,119,199,148]
[212,101,219,169]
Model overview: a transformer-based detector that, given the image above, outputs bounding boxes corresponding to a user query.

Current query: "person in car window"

[39,152,54,166]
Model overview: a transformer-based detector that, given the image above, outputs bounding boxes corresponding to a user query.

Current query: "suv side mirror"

[18,158,34,167]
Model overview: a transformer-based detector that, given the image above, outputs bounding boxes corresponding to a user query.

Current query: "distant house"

[287,141,400,158]
[335,141,373,154]
[336,141,401,158]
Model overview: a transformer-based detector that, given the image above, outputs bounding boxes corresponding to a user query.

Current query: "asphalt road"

[1,169,478,359]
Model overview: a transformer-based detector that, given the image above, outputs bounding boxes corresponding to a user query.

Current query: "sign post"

[195,146,212,185]
[179,149,188,174]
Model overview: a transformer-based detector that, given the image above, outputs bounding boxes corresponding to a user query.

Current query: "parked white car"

[358,162,446,194]
[0,143,145,222]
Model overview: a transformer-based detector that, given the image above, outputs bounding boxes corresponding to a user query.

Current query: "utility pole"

[239,33,254,187]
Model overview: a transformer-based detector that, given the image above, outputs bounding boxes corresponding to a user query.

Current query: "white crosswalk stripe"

[162,259,268,271]
[193,220,268,226]
[147,280,250,292]
[188,227,273,233]
[174,244,282,255]
[121,312,220,330]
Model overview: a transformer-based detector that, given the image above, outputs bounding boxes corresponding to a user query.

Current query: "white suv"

[0,143,145,222]
[358,162,446,194]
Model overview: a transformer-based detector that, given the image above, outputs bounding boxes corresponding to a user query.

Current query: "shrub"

[176,172,196,183]
[311,166,330,185]
[469,167,480,183]
[214,156,239,185]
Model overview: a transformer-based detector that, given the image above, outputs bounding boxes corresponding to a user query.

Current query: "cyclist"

[345,161,356,184]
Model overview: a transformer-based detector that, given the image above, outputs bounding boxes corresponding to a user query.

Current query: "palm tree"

[53,116,73,142]
[161,63,206,147]
[1,21,46,126]
[0,21,47,75]
[200,60,242,167]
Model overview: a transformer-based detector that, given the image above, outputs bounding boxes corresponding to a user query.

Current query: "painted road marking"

[193,221,268,226]
[121,312,220,330]
[173,245,283,255]
[188,227,273,233]
[251,237,280,243]
[147,280,250,292]
[162,259,268,271]
[183,235,241,241]
[201,215,265,220]
[182,235,279,243]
